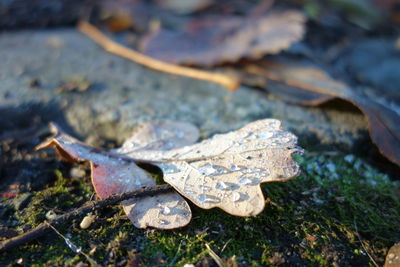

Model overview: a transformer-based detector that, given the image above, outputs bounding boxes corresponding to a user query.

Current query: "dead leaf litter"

[37,119,302,228]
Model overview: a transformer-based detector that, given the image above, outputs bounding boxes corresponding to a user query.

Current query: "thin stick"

[354,220,379,267]
[0,184,173,252]
[205,243,226,267]
[77,21,239,91]
[45,222,100,266]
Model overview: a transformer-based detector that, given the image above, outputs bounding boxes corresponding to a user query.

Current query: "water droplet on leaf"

[161,206,171,215]
[215,181,229,190]
[198,194,221,204]
[238,177,253,185]
[231,192,241,202]
[259,131,274,139]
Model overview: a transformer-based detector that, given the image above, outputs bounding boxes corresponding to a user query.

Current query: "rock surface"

[0,29,368,150]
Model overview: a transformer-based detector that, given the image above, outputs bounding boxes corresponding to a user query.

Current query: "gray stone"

[0,29,368,150]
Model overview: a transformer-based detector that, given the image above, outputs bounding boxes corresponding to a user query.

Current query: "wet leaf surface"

[38,119,302,226]
[37,123,192,229]
[119,121,200,152]
[118,119,303,216]
[139,10,306,66]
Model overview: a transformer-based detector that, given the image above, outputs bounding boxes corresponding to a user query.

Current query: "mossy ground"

[1,152,399,266]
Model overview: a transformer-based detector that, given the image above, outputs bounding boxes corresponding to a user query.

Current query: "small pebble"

[80,214,95,229]
[45,210,58,221]
[70,167,86,179]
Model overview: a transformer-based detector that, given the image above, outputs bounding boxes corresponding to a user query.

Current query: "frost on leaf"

[118,119,303,217]
[37,123,192,229]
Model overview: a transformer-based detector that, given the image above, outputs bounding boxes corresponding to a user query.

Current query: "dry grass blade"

[205,243,226,267]
[354,220,379,267]
[45,222,100,267]
[77,21,239,91]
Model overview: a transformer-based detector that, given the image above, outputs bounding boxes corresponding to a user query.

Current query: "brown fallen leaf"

[139,10,306,66]
[241,59,400,167]
[38,119,302,224]
[37,123,192,229]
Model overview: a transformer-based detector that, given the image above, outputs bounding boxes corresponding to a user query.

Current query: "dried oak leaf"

[242,60,400,167]
[37,123,194,229]
[38,119,302,226]
[139,10,306,66]
[118,119,302,216]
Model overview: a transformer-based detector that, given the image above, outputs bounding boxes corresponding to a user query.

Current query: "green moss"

[2,154,399,266]
[15,169,93,228]
[139,153,399,266]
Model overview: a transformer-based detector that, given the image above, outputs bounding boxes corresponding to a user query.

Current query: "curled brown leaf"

[242,60,400,166]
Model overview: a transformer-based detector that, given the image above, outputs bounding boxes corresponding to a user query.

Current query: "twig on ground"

[168,240,183,267]
[0,184,173,252]
[77,21,239,91]
[221,238,232,253]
